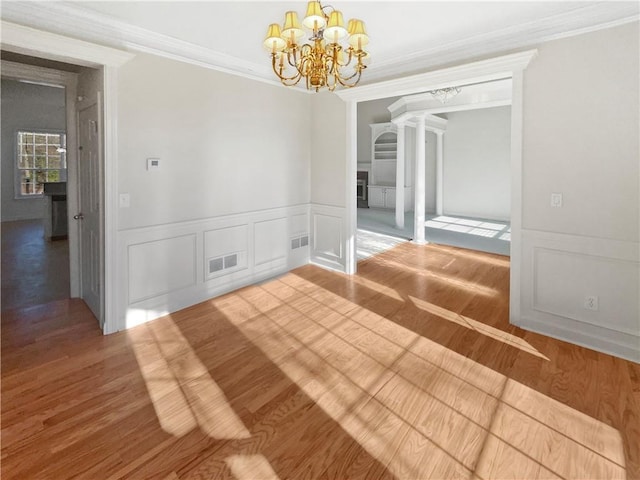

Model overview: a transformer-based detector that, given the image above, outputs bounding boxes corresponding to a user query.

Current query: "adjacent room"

[356,79,512,257]
[1,2,638,479]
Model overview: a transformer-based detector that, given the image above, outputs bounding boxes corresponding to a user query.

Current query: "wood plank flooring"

[2,242,639,479]
[1,220,70,312]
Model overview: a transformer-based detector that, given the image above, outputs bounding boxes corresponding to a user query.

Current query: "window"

[16,131,67,198]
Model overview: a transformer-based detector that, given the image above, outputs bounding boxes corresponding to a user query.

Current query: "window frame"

[14,128,67,200]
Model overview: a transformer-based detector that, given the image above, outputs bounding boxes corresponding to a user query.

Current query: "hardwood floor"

[1,219,70,312]
[2,242,639,479]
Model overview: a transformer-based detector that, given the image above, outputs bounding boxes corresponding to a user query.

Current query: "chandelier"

[263,1,369,92]
[428,87,462,104]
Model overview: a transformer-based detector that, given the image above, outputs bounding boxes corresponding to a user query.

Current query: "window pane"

[19,132,34,144]
[35,156,47,169]
[19,170,36,195]
[48,156,62,169]
[19,155,33,169]
[16,131,67,198]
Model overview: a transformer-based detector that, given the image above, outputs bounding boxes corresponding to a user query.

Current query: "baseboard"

[520,314,640,364]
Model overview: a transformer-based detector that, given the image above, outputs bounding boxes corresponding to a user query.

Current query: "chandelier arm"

[335,65,362,83]
[335,68,362,88]
[271,54,304,83]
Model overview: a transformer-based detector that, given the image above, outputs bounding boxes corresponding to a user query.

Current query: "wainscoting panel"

[310,204,346,272]
[117,205,309,331]
[520,229,640,362]
[254,217,288,268]
[128,234,197,304]
[203,224,248,280]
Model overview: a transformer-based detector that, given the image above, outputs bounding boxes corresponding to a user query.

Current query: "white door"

[76,104,102,323]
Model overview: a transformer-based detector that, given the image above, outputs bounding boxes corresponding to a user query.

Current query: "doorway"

[336,50,538,323]
[1,56,104,325]
[355,90,513,258]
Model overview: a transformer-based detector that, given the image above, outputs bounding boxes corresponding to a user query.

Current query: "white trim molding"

[1,2,636,88]
[310,203,347,273]
[520,229,640,363]
[117,205,310,331]
[336,50,538,103]
[1,23,135,335]
[1,21,134,68]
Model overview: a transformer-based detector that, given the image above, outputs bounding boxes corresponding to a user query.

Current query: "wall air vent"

[224,254,238,268]
[291,234,309,250]
[209,257,224,274]
[208,251,243,277]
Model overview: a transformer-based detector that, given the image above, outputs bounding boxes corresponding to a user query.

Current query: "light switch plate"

[147,158,160,170]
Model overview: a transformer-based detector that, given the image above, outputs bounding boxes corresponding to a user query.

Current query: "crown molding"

[1,21,134,68]
[0,1,284,88]
[1,1,637,90]
[363,3,639,83]
[336,50,537,103]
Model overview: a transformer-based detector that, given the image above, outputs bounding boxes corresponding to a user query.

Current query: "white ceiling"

[1,1,639,84]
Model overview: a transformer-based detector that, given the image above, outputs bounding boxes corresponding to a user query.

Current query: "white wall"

[309,92,348,271]
[519,22,639,361]
[1,79,66,221]
[117,54,310,229]
[443,106,511,221]
[115,54,312,330]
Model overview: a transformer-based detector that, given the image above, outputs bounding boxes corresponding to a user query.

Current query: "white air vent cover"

[224,254,238,268]
[209,257,224,273]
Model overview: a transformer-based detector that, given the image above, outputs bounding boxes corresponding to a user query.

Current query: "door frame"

[335,49,538,325]
[1,21,134,334]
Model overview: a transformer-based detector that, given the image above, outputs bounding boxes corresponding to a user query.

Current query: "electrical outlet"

[119,193,130,208]
[584,295,599,311]
[550,193,563,207]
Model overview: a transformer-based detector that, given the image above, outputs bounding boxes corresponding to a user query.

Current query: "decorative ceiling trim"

[0,21,134,68]
[1,2,637,88]
[0,1,282,87]
[364,4,639,83]
[335,50,538,103]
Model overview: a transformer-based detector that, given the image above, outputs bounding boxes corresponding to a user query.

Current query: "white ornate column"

[395,122,405,229]
[436,131,444,216]
[414,116,426,244]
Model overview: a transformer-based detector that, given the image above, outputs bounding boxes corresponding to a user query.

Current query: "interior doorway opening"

[1,53,104,326]
[355,83,513,259]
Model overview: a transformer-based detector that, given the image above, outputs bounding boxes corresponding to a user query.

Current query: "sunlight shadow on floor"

[357,228,407,261]
[409,295,549,360]
[128,318,251,439]
[210,274,625,479]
